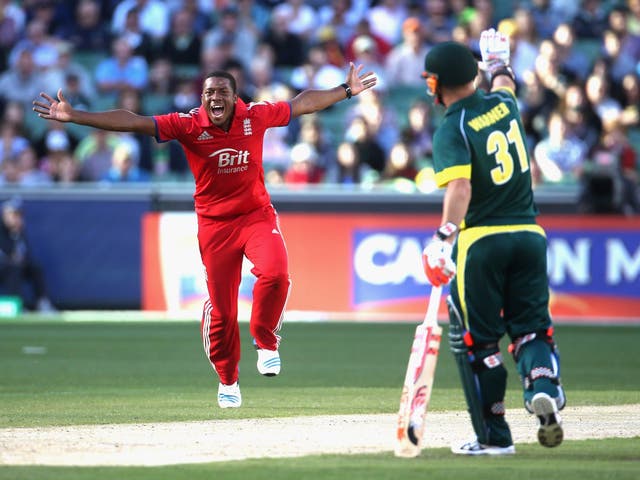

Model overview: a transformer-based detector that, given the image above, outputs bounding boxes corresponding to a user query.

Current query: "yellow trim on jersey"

[435,164,471,188]
[494,85,515,96]
[454,224,546,330]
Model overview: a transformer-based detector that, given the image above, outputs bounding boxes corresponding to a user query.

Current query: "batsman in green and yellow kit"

[421,29,566,455]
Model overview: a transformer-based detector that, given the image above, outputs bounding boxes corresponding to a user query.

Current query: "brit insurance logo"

[209,148,250,174]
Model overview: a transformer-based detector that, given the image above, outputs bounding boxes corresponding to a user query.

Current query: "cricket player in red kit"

[33,63,377,409]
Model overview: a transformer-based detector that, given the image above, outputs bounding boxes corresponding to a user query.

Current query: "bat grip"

[424,286,442,327]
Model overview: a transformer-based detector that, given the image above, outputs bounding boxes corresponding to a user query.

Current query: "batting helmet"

[422,41,478,92]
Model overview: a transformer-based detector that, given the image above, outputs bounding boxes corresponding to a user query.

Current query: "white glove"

[422,238,456,287]
[479,28,510,73]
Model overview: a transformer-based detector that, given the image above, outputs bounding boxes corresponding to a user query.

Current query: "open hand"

[345,62,377,96]
[32,89,73,123]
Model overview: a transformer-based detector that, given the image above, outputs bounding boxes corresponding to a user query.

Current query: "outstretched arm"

[290,62,377,118]
[33,89,157,136]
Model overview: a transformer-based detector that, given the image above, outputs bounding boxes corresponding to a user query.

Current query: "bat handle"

[424,286,442,327]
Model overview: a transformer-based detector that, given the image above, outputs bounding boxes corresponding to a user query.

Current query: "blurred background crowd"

[0,0,638,214]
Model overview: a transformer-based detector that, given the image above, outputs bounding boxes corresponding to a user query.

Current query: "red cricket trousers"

[198,204,290,385]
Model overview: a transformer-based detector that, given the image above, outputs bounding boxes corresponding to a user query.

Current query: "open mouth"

[211,104,224,118]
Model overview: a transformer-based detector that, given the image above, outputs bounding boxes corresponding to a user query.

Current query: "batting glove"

[422,238,456,287]
[479,28,510,74]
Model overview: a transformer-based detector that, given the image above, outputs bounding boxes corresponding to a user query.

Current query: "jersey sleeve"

[432,122,472,188]
[247,101,292,128]
[153,112,188,143]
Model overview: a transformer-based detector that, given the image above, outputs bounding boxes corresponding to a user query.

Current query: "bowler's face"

[201,76,237,129]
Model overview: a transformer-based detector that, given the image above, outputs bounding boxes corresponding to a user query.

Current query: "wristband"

[435,222,458,241]
[490,65,516,87]
[340,82,352,100]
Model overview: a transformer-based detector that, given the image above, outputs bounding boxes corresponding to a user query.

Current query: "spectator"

[330,140,364,184]
[619,72,640,128]
[116,87,155,175]
[39,128,79,183]
[289,45,345,92]
[345,18,392,64]
[366,0,408,46]
[0,49,49,111]
[8,18,59,71]
[561,82,603,157]
[102,142,150,183]
[601,29,637,87]
[533,39,569,103]
[0,155,20,185]
[585,72,623,131]
[628,0,640,36]
[170,0,212,37]
[158,8,201,67]
[344,114,386,176]
[295,115,334,176]
[0,0,26,70]
[284,142,324,184]
[607,6,640,65]
[347,88,399,153]
[380,141,419,187]
[261,7,306,79]
[15,145,52,186]
[272,0,318,41]
[0,197,56,313]
[533,110,588,185]
[56,0,111,54]
[527,0,564,40]
[401,99,435,165]
[34,121,78,160]
[222,59,254,103]
[95,36,149,97]
[111,0,170,43]
[314,26,348,69]
[74,129,132,181]
[317,0,360,47]
[235,0,272,35]
[349,34,388,91]
[572,0,609,39]
[419,0,456,45]
[580,124,640,214]
[148,57,177,96]
[1,101,28,141]
[118,6,155,63]
[552,22,592,82]
[508,8,542,78]
[385,17,431,87]
[0,123,30,167]
[42,41,97,102]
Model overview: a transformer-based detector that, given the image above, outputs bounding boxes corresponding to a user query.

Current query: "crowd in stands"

[0,0,638,214]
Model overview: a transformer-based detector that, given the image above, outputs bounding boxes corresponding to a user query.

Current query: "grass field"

[1,319,639,479]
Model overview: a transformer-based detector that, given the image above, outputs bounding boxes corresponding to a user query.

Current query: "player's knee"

[258,270,290,290]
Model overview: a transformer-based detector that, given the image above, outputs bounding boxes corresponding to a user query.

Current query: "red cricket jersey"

[153,99,292,218]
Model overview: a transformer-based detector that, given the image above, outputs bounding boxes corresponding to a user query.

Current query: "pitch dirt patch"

[1,404,638,466]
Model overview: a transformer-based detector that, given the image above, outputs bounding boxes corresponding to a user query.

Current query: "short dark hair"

[205,71,237,93]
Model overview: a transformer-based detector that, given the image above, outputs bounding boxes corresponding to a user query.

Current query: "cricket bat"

[394,285,443,458]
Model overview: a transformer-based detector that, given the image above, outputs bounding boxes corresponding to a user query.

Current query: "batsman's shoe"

[217,382,241,408]
[256,348,281,376]
[451,439,515,456]
[532,392,563,448]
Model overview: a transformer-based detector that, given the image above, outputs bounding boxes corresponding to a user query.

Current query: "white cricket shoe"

[451,439,515,456]
[531,392,564,447]
[256,348,281,376]
[217,382,241,408]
